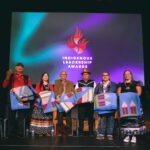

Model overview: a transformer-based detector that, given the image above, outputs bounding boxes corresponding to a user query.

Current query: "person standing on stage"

[75,68,96,136]
[30,72,57,136]
[54,71,75,136]
[94,71,117,140]
[117,70,146,143]
[2,62,33,137]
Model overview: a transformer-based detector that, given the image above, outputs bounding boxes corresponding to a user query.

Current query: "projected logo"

[62,27,92,69]
[67,27,88,54]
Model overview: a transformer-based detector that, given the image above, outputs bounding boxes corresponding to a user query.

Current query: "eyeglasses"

[83,73,89,75]
[102,74,109,76]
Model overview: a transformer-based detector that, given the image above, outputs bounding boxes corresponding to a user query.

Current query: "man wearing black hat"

[2,62,33,137]
[75,68,96,136]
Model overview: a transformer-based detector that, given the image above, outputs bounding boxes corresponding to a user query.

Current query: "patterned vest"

[78,80,94,88]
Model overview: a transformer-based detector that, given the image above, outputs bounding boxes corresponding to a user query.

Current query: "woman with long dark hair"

[117,70,146,143]
[30,72,57,136]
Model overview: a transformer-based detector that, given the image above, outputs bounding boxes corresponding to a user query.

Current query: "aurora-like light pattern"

[10,12,144,85]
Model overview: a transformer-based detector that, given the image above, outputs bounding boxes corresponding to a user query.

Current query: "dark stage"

[0,1,150,150]
[0,134,150,150]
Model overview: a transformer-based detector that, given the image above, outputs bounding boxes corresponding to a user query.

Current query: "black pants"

[78,103,94,133]
[5,104,33,136]
[58,111,72,132]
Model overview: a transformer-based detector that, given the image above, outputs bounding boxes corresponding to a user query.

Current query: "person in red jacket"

[30,72,57,136]
[3,64,32,89]
[2,62,33,138]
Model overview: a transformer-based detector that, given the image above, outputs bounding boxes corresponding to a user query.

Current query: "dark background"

[0,0,150,119]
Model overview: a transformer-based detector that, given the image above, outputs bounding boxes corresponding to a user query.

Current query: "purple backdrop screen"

[10,12,144,85]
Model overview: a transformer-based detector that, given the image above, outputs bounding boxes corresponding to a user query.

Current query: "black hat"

[15,62,24,68]
[81,68,91,75]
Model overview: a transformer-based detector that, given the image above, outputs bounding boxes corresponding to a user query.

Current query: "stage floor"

[0,133,150,150]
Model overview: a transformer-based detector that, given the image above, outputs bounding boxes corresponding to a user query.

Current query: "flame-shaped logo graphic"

[67,27,88,54]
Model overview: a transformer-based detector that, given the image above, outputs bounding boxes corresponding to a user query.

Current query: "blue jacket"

[94,81,117,95]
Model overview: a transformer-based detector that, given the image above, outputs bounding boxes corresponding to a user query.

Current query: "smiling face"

[102,72,110,82]
[124,70,133,83]
[60,71,67,81]
[82,73,90,81]
[15,65,24,73]
[42,73,49,82]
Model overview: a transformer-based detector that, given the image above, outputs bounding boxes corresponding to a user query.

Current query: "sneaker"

[123,136,130,143]
[131,136,136,143]
[96,134,105,140]
[107,135,113,141]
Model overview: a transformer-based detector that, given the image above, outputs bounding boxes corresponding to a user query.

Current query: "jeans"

[98,113,114,136]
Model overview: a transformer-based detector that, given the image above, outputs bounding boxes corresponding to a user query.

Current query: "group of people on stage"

[2,62,146,144]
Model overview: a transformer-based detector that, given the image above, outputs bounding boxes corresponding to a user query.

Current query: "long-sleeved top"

[54,79,75,97]
[2,73,32,89]
[34,82,57,120]
[94,81,117,95]
[34,82,53,108]
[35,82,54,94]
